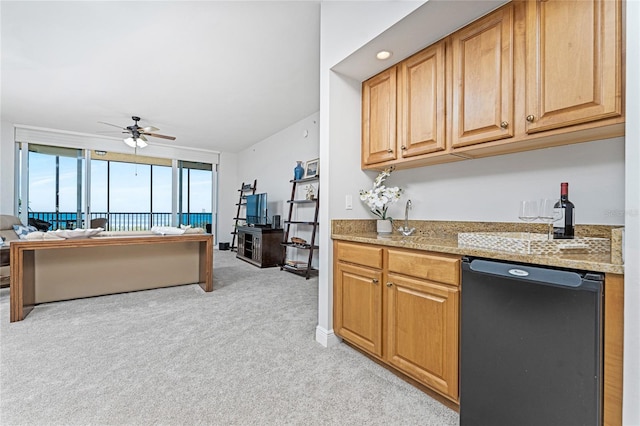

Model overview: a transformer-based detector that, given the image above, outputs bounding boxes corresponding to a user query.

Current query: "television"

[246,193,269,226]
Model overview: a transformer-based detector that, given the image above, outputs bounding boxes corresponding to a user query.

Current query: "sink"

[458,232,610,255]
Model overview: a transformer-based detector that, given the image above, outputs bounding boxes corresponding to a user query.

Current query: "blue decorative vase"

[294,161,304,180]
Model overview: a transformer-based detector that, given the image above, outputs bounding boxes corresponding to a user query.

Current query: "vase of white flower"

[359,167,403,235]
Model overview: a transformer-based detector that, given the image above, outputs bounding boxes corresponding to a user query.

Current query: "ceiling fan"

[98,116,176,148]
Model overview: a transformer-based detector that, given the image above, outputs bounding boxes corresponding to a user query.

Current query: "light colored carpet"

[0,250,459,425]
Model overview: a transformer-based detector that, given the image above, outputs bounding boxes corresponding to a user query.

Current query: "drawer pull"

[526,114,535,123]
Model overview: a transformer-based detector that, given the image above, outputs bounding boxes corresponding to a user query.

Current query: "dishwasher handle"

[463,258,603,291]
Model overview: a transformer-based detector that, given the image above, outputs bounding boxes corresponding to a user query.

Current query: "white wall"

[237,112,319,218]
[336,137,625,225]
[0,121,16,214]
[233,112,320,261]
[216,152,239,246]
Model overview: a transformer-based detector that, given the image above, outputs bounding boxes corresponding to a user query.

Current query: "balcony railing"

[28,212,212,231]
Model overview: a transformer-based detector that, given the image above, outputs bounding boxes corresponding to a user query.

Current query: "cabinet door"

[237,232,245,255]
[252,235,261,262]
[451,4,514,148]
[362,67,397,165]
[386,273,459,400]
[334,262,383,357]
[525,0,622,133]
[398,41,446,158]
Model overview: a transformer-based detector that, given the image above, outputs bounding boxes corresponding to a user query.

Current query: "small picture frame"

[304,158,319,178]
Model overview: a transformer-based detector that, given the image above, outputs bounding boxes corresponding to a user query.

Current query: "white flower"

[359,168,403,220]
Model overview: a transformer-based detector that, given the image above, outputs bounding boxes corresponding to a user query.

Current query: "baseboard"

[315,326,341,347]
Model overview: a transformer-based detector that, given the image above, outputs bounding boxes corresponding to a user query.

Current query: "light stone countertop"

[331,220,624,275]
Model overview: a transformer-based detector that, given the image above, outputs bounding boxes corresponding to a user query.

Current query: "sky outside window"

[152,165,172,213]
[28,151,83,212]
[109,162,151,212]
[25,145,212,216]
[91,159,108,212]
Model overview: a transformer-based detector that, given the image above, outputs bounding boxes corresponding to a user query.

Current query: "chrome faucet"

[398,199,416,236]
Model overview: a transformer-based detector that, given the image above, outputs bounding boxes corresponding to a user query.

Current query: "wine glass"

[518,200,539,240]
[539,198,562,240]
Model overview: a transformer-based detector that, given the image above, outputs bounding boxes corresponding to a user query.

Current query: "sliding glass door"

[179,161,213,229]
[17,143,215,234]
[25,145,84,230]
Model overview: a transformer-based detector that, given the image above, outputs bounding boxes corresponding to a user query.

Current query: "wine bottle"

[553,182,575,239]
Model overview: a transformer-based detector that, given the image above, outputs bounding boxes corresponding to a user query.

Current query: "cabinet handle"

[500,121,509,129]
[386,282,393,287]
[387,149,393,153]
[526,115,535,123]
[372,279,379,284]
[401,146,407,150]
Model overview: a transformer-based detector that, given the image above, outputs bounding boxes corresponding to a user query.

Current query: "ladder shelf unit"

[281,176,319,279]
[230,180,257,252]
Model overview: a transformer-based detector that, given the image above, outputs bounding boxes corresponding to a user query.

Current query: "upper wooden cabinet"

[361,0,624,170]
[524,0,623,133]
[363,41,449,168]
[398,41,446,157]
[362,67,397,165]
[451,4,515,148]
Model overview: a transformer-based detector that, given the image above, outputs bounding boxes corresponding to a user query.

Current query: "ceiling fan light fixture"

[107,116,175,148]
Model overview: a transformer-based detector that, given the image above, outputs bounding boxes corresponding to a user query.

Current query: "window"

[17,143,215,234]
[179,161,213,229]
[26,145,84,230]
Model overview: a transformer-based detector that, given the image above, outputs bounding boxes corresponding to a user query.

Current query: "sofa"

[0,215,23,286]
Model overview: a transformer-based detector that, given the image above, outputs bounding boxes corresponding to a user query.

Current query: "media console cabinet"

[236,226,284,268]
[9,234,213,322]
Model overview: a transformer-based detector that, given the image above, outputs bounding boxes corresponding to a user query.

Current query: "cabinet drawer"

[388,249,460,286]
[335,242,383,269]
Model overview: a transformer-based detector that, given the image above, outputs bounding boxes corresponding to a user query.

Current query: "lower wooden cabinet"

[334,262,383,357]
[333,240,461,403]
[386,273,459,400]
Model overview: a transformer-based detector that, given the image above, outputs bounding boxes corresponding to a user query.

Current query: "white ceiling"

[1,1,321,153]
[1,1,510,155]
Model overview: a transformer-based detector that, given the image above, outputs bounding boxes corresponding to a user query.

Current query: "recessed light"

[376,50,392,60]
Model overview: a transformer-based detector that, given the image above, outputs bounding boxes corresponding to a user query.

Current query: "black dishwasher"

[460,257,603,426]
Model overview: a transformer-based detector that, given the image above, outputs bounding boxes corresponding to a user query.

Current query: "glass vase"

[294,161,304,180]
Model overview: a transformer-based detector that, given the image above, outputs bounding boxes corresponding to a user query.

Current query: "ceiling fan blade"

[95,130,123,134]
[138,134,148,142]
[141,126,159,132]
[144,132,176,140]
[98,121,125,129]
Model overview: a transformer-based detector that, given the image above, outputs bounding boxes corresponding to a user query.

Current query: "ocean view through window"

[18,144,214,232]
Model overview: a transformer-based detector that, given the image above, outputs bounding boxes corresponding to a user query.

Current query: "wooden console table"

[10,234,213,322]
